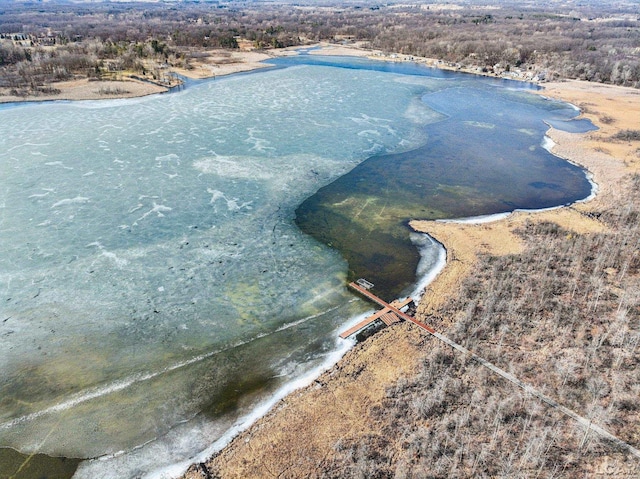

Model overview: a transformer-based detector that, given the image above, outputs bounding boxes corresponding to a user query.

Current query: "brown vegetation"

[189,177,640,479]
[1,0,639,98]
[314,178,640,477]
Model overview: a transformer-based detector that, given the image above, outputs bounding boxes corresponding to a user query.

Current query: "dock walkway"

[339,295,411,339]
[339,281,435,339]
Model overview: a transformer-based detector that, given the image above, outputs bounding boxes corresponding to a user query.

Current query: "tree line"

[1,0,638,97]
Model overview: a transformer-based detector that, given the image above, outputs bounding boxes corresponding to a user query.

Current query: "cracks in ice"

[207,188,253,214]
[245,127,275,153]
[86,242,129,268]
[136,202,172,222]
[50,196,90,209]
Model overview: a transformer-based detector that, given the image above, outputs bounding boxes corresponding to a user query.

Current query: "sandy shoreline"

[0,50,273,104]
[414,81,639,317]
[180,66,640,478]
[0,78,169,104]
[172,50,273,80]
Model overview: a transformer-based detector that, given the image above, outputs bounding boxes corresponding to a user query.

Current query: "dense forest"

[1,0,639,97]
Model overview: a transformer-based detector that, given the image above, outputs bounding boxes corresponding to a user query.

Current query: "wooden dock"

[339,280,433,339]
[339,295,411,339]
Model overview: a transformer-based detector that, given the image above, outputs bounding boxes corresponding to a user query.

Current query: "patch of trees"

[613,130,640,141]
[363,6,639,86]
[0,0,638,96]
[0,38,183,95]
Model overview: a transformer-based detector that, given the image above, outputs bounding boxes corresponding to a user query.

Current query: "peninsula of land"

[0,50,273,103]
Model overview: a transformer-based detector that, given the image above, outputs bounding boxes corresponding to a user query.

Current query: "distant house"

[532,71,547,82]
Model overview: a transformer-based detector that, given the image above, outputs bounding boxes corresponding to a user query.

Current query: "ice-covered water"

[0,63,441,476]
[0,57,594,478]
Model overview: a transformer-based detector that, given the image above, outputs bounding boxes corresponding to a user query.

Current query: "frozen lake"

[0,55,592,478]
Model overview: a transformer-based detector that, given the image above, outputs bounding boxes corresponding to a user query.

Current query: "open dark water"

[285,57,593,299]
[0,54,594,479]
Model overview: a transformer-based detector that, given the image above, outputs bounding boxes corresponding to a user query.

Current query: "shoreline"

[180,75,640,478]
[0,42,544,105]
[0,78,169,105]
[413,80,639,318]
[140,334,359,479]
[0,50,272,104]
